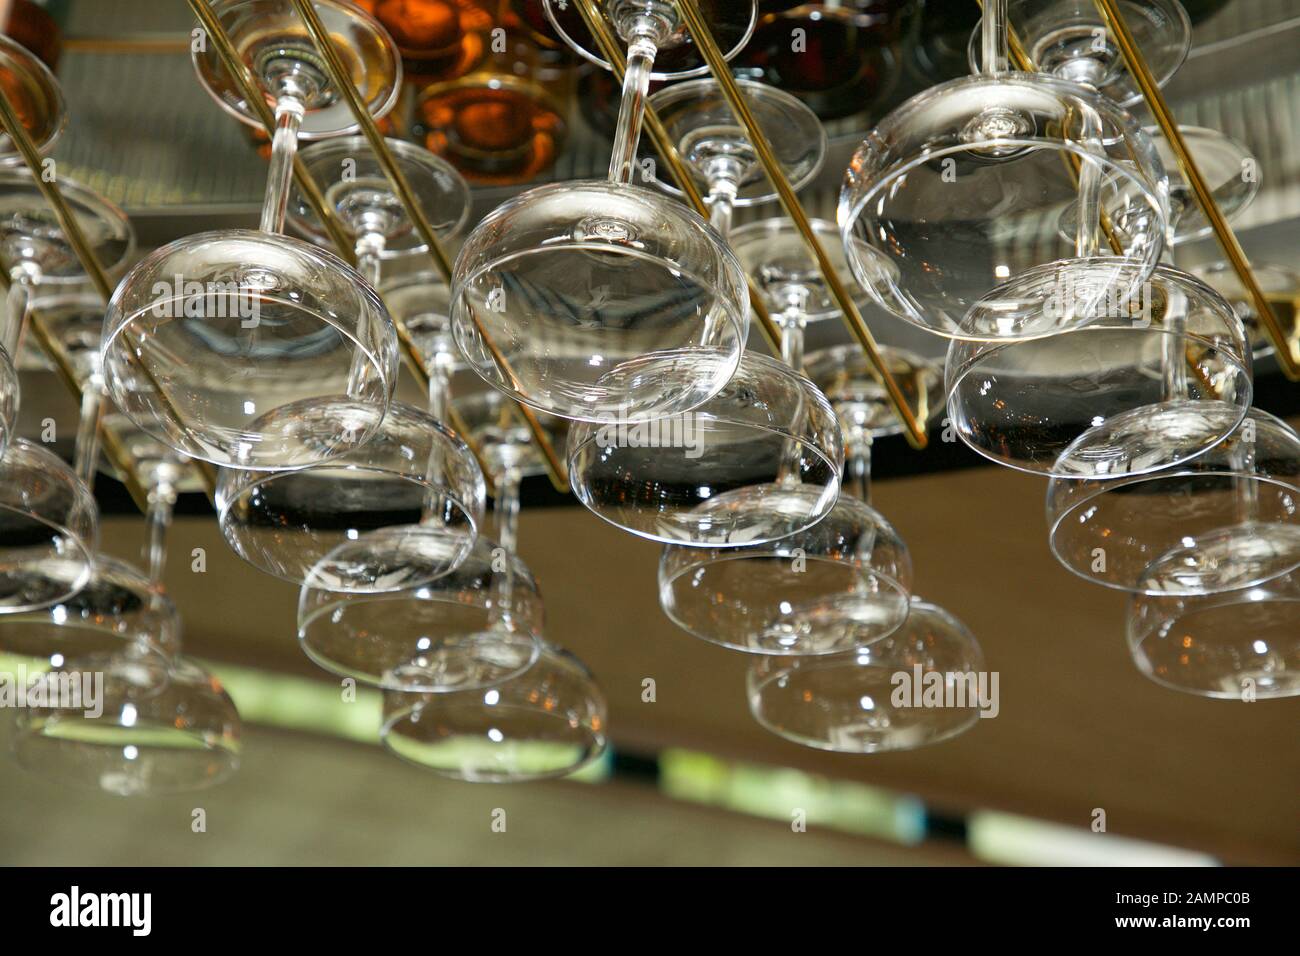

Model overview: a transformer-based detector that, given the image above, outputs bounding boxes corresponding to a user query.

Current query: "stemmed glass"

[295,389,553,691]
[805,341,945,509]
[1150,126,1259,248]
[378,397,607,782]
[218,139,485,593]
[644,78,825,236]
[0,168,134,455]
[804,344,945,449]
[840,0,1169,340]
[8,406,241,795]
[1047,406,1300,594]
[568,344,842,547]
[654,190,913,650]
[1191,260,1299,363]
[0,439,99,614]
[544,0,756,82]
[0,172,135,614]
[287,134,471,285]
[216,397,485,591]
[1127,529,1300,700]
[967,0,1191,108]
[448,0,755,424]
[747,598,986,753]
[101,0,403,471]
[297,533,544,692]
[380,638,606,781]
[946,263,1252,478]
[1141,126,1285,363]
[0,33,67,449]
[566,78,842,547]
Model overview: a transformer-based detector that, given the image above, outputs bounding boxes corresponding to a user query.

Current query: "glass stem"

[982,0,1010,74]
[494,464,522,556]
[73,373,105,491]
[489,464,523,630]
[427,354,450,423]
[354,232,385,289]
[707,178,737,239]
[347,231,387,397]
[260,94,305,234]
[1160,282,1189,403]
[779,301,806,370]
[1230,419,1261,523]
[145,470,178,591]
[1073,102,1104,259]
[607,32,658,185]
[421,349,451,521]
[776,300,808,484]
[3,265,35,358]
[845,435,873,505]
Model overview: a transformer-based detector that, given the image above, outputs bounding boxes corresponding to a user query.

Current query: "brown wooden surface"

[88,462,1300,866]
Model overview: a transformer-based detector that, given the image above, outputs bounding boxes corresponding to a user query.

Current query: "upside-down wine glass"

[101,0,403,471]
[0,34,67,451]
[9,403,241,795]
[651,143,913,653]
[216,138,485,593]
[946,262,1252,479]
[291,262,541,692]
[967,0,1191,108]
[377,398,607,782]
[747,594,987,753]
[1047,406,1300,595]
[1191,259,1299,364]
[1126,526,1300,700]
[567,78,843,546]
[448,0,756,424]
[741,342,981,751]
[0,173,134,614]
[295,387,555,691]
[840,0,1169,340]
[0,168,133,456]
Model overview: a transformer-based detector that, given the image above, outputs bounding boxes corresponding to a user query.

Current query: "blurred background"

[0,0,1296,866]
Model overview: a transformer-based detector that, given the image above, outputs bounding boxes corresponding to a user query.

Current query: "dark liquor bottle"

[415,26,568,185]
[354,0,493,84]
[736,3,913,121]
[912,0,981,81]
[499,0,580,62]
[3,0,62,71]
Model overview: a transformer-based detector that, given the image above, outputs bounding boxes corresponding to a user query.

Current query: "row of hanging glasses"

[940,0,1299,700]
[0,0,1294,797]
[0,28,247,794]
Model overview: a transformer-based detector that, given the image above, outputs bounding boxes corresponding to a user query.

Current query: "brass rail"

[0,83,207,507]
[191,0,501,494]
[288,0,570,492]
[573,0,786,358]
[1093,0,1299,379]
[188,0,355,261]
[671,0,929,448]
